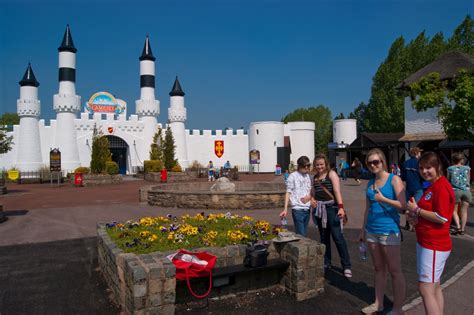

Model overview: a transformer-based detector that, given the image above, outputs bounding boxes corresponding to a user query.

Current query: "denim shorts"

[366,231,401,246]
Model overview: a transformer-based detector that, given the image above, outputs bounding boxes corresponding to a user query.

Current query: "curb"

[402,260,474,312]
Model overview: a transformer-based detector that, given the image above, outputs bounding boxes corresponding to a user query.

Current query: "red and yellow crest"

[214,140,224,158]
[107,127,114,134]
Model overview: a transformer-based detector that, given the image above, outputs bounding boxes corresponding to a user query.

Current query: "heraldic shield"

[214,140,224,158]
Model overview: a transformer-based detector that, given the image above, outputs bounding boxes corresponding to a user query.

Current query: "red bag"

[171,249,217,298]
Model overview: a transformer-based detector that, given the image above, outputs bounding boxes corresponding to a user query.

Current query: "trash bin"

[160,168,168,183]
[74,172,83,187]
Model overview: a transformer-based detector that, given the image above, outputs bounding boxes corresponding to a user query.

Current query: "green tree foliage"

[0,130,13,154]
[149,127,163,161]
[334,112,345,120]
[351,15,472,133]
[0,113,19,130]
[90,126,112,174]
[348,102,368,134]
[410,70,474,141]
[282,105,332,154]
[163,126,177,170]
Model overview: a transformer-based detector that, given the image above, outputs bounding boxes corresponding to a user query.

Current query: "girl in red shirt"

[407,152,455,315]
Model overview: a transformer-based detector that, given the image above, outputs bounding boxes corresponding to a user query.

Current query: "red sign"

[214,140,224,158]
[107,127,114,134]
[87,104,116,113]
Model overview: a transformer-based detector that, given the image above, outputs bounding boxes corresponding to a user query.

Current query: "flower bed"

[106,213,279,254]
[98,212,326,314]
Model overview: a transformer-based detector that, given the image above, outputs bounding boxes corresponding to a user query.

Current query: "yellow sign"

[8,170,19,181]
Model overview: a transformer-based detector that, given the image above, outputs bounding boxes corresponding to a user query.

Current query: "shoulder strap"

[315,173,335,200]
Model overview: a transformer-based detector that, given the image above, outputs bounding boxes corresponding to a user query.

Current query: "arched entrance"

[106,136,128,175]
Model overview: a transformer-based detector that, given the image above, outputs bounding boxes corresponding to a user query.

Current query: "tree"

[410,69,474,141]
[447,15,474,55]
[149,127,163,161]
[334,112,345,120]
[90,126,111,174]
[162,126,177,170]
[348,102,368,134]
[282,105,332,154]
[0,130,13,154]
[0,113,19,129]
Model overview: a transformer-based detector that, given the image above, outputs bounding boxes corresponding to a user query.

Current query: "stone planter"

[140,182,286,209]
[97,224,325,314]
[74,174,123,186]
[144,172,196,183]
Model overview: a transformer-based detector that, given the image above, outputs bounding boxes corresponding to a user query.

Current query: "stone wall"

[144,172,196,183]
[98,224,325,314]
[78,174,123,186]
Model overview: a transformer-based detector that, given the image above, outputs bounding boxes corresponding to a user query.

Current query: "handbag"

[243,243,269,268]
[171,249,217,298]
[314,174,348,225]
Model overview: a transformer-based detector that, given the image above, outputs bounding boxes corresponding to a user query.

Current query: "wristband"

[415,207,421,217]
[338,204,344,209]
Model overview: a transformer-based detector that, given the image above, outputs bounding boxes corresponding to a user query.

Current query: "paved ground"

[0,176,473,314]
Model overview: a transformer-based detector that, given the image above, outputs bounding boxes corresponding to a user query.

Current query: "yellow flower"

[242,216,254,221]
[139,231,151,238]
[167,232,174,240]
[148,234,158,242]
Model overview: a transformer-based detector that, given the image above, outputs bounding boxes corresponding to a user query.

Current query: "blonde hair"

[365,148,388,172]
[313,153,331,176]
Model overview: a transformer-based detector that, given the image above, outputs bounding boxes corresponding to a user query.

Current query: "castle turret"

[53,24,81,171]
[135,35,160,160]
[16,63,43,171]
[168,76,188,168]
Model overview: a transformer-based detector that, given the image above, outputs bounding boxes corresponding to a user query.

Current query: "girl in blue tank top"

[366,173,400,235]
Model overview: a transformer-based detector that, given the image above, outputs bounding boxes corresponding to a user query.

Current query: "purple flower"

[167,214,173,219]
[161,227,168,232]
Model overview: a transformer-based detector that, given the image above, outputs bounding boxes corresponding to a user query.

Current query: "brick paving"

[0,175,473,314]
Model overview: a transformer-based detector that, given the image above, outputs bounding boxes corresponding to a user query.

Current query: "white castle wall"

[249,122,284,172]
[285,121,315,164]
[186,129,248,169]
[333,119,357,145]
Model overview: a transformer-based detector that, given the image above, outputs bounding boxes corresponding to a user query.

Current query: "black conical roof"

[19,63,40,87]
[169,76,185,96]
[58,24,77,53]
[139,35,156,61]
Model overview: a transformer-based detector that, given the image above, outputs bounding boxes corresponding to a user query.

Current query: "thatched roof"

[399,132,446,142]
[398,51,474,90]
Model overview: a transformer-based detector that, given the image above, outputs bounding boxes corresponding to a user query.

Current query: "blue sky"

[0,0,472,130]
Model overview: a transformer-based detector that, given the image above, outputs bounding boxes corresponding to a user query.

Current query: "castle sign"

[85,91,125,115]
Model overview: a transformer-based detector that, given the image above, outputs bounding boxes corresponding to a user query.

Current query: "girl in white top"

[280,156,312,236]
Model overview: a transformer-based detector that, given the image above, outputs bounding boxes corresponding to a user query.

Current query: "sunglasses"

[367,159,381,167]
[303,164,311,168]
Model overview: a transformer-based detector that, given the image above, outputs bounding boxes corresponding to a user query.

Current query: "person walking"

[310,153,352,278]
[280,156,312,237]
[447,152,471,235]
[401,147,424,231]
[352,157,362,184]
[406,152,455,315]
[360,148,406,315]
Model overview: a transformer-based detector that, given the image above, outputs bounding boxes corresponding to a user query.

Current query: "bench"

[175,258,290,303]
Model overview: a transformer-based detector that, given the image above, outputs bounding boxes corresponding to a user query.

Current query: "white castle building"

[1,26,315,174]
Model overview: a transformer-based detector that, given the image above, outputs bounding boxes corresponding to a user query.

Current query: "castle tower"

[53,25,81,171]
[16,63,43,171]
[168,77,189,168]
[135,35,160,160]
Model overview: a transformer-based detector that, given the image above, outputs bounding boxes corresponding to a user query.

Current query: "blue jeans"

[313,206,351,269]
[406,189,423,203]
[292,208,310,237]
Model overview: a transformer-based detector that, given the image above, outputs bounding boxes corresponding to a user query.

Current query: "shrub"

[106,161,119,175]
[188,160,203,170]
[74,166,91,174]
[171,163,182,172]
[144,160,163,173]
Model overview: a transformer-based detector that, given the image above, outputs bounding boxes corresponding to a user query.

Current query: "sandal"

[344,269,352,278]
[361,303,383,314]
[459,230,465,235]
[450,228,459,235]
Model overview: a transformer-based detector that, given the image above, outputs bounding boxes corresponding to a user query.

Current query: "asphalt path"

[0,177,473,314]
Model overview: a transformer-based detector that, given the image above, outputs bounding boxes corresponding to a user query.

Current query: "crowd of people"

[281,148,470,315]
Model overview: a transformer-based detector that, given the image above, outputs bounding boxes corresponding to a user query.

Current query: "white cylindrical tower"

[16,63,43,171]
[53,25,81,172]
[248,121,284,172]
[135,35,160,161]
[168,77,189,168]
[333,119,357,146]
[288,121,315,163]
